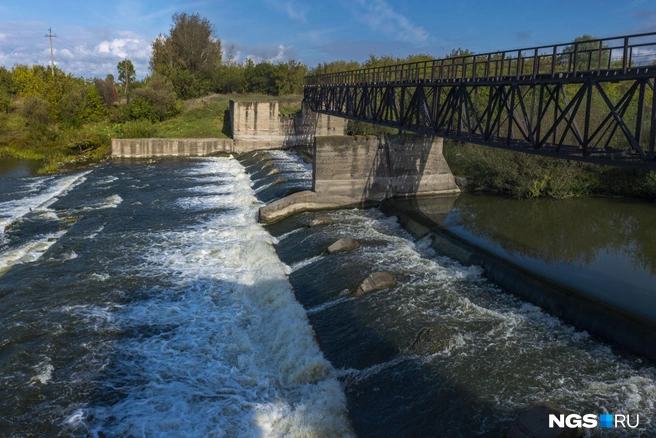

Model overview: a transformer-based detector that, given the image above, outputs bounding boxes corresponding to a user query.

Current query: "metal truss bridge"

[304,33,656,168]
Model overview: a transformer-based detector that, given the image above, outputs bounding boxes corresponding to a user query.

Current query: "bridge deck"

[304,32,656,168]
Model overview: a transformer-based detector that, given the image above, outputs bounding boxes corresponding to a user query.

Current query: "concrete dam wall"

[112,100,347,158]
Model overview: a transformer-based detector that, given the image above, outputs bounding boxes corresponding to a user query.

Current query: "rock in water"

[354,272,397,297]
[266,168,281,177]
[410,326,453,354]
[308,216,334,227]
[261,161,274,169]
[327,238,360,254]
[505,403,582,438]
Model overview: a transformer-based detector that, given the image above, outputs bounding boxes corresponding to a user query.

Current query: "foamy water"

[0,170,90,232]
[79,158,353,437]
[248,150,656,436]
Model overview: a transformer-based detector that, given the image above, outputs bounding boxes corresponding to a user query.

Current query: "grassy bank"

[0,93,302,174]
[443,140,656,200]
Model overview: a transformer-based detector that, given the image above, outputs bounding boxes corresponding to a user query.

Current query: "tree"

[94,75,119,107]
[271,60,307,95]
[129,74,179,121]
[559,35,610,71]
[117,59,136,101]
[150,13,222,99]
[21,95,51,126]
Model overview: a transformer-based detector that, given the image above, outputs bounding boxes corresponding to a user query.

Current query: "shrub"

[21,95,51,126]
[130,74,180,121]
[115,120,157,138]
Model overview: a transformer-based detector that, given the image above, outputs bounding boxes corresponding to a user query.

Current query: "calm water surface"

[443,193,656,324]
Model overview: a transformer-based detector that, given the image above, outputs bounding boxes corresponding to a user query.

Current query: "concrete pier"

[259,134,460,222]
[230,101,346,151]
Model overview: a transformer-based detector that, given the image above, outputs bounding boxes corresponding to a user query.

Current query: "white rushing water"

[80,157,353,437]
[0,170,91,232]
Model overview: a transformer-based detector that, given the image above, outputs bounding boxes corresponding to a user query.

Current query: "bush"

[443,140,656,200]
[130,74,180,121]
[114,120,157,138]
[21,95,51,126]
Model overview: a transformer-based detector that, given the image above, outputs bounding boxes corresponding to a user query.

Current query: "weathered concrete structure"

[260,134,460,222]
[111,100,346,158]
[112,138,234,158]
[230,100,346,151]
[313,135,459,201]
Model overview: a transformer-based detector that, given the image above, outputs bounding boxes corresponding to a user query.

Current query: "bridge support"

[259,134,459,223]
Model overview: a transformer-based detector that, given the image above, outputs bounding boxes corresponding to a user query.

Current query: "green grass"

[0,93,304,174]
[152,93,303,138]
[154,95,231,138]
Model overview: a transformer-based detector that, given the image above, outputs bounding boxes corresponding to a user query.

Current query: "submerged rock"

[270,177,288,186]
[308,216,334,227]
[266,168,281,177]
[354,272,397,297]
[410,325,453,354]
[505,403,582,438]
[327,238,359,254]
[62,216,83,224]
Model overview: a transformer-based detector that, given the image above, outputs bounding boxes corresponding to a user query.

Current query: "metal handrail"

[305,32,656,86]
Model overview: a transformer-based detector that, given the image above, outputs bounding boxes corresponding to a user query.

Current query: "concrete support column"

[259,134,460,223]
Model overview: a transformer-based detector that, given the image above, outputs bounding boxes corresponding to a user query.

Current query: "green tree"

[129,74,179,121]
[150,12,221,99]
[117,59,136,101]
[21,95,51,126]
[559,35,610,71]
[271,60,307,95]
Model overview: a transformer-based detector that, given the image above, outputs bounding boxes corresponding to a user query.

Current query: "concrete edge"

[258,190,374,224]
[379,199,656,363]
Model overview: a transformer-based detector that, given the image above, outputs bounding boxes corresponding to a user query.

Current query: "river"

[0,154,655,437]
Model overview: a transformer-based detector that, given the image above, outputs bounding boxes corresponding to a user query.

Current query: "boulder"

[410,325,453,354]
[308,216,334,227]
[266,168,282,177]
[261,161,274,169]
[505,403,582,438]
[327,238,359,254]
[354,272,397,297]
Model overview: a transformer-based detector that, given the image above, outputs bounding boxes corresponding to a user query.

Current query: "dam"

[0,99,655,437]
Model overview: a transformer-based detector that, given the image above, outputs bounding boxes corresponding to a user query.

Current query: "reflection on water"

[440,193,656,323]
[0,158,42,178]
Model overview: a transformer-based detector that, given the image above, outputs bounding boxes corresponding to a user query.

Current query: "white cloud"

[350,0,429,43]
[0,24,152,78]
[265,0,309,22]
[224,41,298,64]
[247,45,297,63]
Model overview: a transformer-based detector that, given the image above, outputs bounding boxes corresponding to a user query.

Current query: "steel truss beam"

[305,76,656,168]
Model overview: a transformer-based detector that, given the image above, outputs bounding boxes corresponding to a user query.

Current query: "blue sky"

[0,0,654,78]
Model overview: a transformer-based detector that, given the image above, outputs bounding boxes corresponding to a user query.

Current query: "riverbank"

[0,94,302,174]
[443,139,656,200]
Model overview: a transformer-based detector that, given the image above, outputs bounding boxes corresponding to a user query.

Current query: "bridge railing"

[305,32,656,86]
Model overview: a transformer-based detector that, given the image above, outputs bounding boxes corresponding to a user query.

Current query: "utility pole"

[45,27,56,76]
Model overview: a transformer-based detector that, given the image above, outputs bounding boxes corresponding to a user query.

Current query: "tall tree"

[117,59,136,102]
[150,13,222,98]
